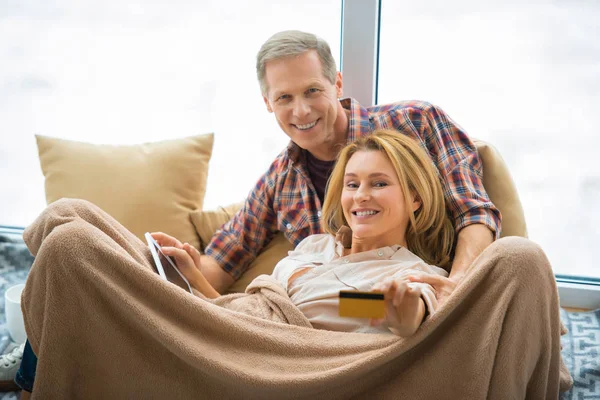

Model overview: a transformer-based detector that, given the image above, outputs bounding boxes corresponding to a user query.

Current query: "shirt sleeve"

[204,161,280,281]
[402,103,502,238]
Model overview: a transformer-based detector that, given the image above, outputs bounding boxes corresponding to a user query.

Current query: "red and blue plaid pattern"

[205,98,501,280]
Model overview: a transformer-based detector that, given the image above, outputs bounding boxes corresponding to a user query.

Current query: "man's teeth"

[355,210,378,217]
[296,120,317,130]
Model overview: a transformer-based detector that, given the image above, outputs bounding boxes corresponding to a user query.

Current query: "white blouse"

[271,234,448,334]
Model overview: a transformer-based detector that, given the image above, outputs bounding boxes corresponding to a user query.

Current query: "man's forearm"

[450,224,494,281]
[199,255,235,294]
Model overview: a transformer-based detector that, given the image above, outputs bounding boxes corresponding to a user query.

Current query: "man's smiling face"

[262,50,343,160]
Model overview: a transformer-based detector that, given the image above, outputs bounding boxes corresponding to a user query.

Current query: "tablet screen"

[145,233,193,294]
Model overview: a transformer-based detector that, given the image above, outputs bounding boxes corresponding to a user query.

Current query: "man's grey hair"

[256,30,337,96]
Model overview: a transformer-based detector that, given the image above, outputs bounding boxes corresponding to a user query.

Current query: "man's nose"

[292,99,310,118]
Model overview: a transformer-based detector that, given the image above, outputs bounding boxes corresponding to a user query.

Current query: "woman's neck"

[348,235,408,255]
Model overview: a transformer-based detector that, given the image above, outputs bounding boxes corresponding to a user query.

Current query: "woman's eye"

[345,182,358,189]
[374,181,388,188]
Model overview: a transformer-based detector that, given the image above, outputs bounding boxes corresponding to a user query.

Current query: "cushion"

[190,204,294,294]
[474,139,528,238]
[36,134,214,250]
[191,202,245,249]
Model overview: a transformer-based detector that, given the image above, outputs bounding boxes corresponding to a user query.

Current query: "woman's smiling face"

[341,150,421,249]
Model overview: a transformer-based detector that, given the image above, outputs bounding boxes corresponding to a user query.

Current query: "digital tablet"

[145,232,193,294]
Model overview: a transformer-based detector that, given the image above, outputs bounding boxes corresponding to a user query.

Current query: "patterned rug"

[560,308,600,399]
[0,232,34,399]
[0,230,598,398]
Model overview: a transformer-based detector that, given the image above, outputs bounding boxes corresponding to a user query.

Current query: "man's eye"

[307,88,320,94]
[277,94,290,101]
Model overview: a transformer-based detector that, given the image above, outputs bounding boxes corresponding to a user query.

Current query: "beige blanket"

[22,199,572,399]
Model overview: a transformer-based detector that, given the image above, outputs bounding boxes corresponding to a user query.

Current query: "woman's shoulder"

[290,233,336,256]
[271,234,336,290]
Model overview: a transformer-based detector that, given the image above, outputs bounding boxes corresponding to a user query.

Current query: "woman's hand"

[149,232,219,298]
[151,231,200,272]
[370,277,426,337]
[150,232,185,251]
[406,274,458,307]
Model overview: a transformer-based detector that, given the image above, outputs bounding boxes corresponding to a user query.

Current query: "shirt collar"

[286,141,303,164]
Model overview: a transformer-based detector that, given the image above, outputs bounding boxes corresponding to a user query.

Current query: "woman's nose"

[354,185,371,202]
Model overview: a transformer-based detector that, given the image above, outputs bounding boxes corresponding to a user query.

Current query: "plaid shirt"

[206,98,501,280]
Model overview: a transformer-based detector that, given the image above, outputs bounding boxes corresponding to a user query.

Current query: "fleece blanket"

[21,199,572,399]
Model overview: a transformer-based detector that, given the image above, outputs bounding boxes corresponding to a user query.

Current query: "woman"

[158,130,454,336]
[16,130,570,398]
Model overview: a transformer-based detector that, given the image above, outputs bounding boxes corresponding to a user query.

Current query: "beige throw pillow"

[190,204,294,294]
[474,139,528,238]
[36,134,214,250]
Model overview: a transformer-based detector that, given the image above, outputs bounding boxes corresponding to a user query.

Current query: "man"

[198,30,501,301]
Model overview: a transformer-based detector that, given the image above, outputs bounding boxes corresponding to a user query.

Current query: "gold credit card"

[338,290,385,319]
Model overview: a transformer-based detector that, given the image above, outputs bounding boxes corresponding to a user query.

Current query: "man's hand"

[150,232,220,298]
[449,224,494,282]
[370,277,426,337]
[408,224,494,307]
[406,274,458,307]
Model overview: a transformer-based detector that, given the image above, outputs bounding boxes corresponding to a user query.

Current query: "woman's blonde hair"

[322,130,455,269]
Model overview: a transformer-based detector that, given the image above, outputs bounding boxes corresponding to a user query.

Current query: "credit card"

[338,290,385,319]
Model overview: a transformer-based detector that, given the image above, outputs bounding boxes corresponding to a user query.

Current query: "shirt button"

[286,223,292,230]
[317,211,322,217]
[377,250,384,257]
[344,259,350,264]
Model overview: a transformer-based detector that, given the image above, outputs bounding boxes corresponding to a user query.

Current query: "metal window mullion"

[340,0,380,107]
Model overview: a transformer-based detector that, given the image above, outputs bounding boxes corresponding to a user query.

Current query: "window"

[377,1,600,278]
[0,0,341,226]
